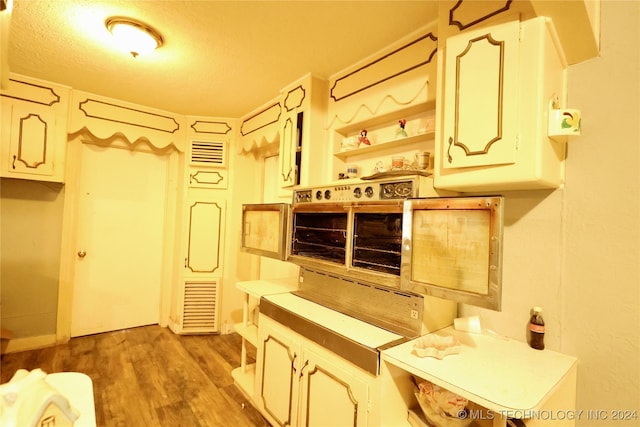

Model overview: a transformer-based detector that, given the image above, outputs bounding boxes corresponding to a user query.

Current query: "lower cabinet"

[256,314,370,427]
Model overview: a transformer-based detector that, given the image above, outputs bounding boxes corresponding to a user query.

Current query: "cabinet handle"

[299,360,309,378]
[447,137,454,164]
[291,352,298,374]
[12,155,16,169]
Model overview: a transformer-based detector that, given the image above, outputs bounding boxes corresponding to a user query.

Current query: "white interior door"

[70,144,168,337]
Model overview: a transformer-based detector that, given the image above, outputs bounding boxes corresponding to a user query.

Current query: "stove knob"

[315,190,323,200]
[353,187,362,198]
[324,189,332,200]
[364,186,374,198]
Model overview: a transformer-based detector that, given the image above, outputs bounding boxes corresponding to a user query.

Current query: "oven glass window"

[353,212,403,275]
[292,213,348,264]
[411,209,491,295]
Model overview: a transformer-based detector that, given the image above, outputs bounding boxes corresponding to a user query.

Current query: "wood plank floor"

[0,325,270,427]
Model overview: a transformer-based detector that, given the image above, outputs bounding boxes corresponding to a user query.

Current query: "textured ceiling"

[5,0,438,118]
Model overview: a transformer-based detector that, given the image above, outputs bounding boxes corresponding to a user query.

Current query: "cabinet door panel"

[258,319,301,427]
[279,112,297,188]
[443,20,519,169]
[7,104,56,177]
[184,196,225,275]
[301,347,368,427]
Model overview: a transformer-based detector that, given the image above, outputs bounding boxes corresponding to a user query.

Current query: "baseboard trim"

[2,334,57,354]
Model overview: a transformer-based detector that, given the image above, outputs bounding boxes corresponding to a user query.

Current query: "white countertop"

[263,292,403,349]
[236,278,298,298]
[381,326,578,413]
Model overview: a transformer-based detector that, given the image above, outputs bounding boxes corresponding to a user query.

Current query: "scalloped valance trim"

[237,131,280,156]
[68,127,183,153]
[326,77,430,130]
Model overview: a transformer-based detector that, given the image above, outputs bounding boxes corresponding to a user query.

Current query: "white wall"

[563,1,639,422]
[461,1,640,423]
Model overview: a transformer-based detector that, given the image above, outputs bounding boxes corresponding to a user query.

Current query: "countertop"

[381,326,578,414]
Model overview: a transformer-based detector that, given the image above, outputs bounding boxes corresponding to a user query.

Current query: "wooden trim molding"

[1,78,61,106]
[78,98,180,134]
[189,170,224,187]
[190,120,232,135]
[284,85,306,112]
[240,102,282,136]
[330,33,437,102]
[449,0,513,31]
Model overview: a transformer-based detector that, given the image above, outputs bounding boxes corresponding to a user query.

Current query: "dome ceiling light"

[105,17,164,58]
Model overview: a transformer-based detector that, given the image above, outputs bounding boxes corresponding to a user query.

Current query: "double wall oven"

[241,175,504,373]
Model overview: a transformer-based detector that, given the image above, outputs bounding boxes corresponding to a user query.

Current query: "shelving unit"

[334,132,435,160]
[329,102,436,180]
[231,279,298,399]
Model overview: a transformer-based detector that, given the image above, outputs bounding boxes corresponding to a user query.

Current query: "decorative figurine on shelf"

[396,119,408,139]
[358,129,371,146]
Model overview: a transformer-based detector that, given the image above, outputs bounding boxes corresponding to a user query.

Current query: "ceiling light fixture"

[105,17,164,58]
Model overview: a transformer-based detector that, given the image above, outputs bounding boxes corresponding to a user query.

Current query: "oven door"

[401,196,504,310]
[241,203,290,260]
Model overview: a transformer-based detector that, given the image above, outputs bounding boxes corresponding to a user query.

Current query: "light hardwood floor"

[0,325,269,427]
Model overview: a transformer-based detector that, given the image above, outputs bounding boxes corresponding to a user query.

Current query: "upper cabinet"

[435,16,569,192]
[279,74,328,189]
[438,0,600,65]
[0,75,71,183]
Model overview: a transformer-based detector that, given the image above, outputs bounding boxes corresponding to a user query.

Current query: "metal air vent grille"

[181,280,219,332]
[191,140,226,166]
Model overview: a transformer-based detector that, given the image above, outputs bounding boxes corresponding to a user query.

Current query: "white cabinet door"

[278,109,299,189]
[300,346,369,427]
[183,193,226,277]
[257,315,370,427]
[442,20,519,170]
[257,316,302,427]
[1,102,57,179]
[435,17,567,191]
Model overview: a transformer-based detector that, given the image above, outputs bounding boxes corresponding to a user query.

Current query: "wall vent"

[180,280,219,333]
[190,140,226,166]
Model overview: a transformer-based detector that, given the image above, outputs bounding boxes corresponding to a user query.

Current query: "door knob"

[77,250,87,258]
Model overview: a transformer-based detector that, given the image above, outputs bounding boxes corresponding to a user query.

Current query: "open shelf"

[234,322,258,346]
[334,132,435,160]
[231,364,256,398]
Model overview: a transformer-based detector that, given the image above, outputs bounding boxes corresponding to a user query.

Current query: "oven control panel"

[293,178,418,204]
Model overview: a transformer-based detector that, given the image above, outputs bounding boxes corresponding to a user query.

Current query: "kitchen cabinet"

[170,118,235,335]
[437,0,600,66]
[380,327,578,427]
[278,74,328,189]
[171,190,226,334]
[256,313,370,427]
[435,16,568,192]
[0,75,70,182]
